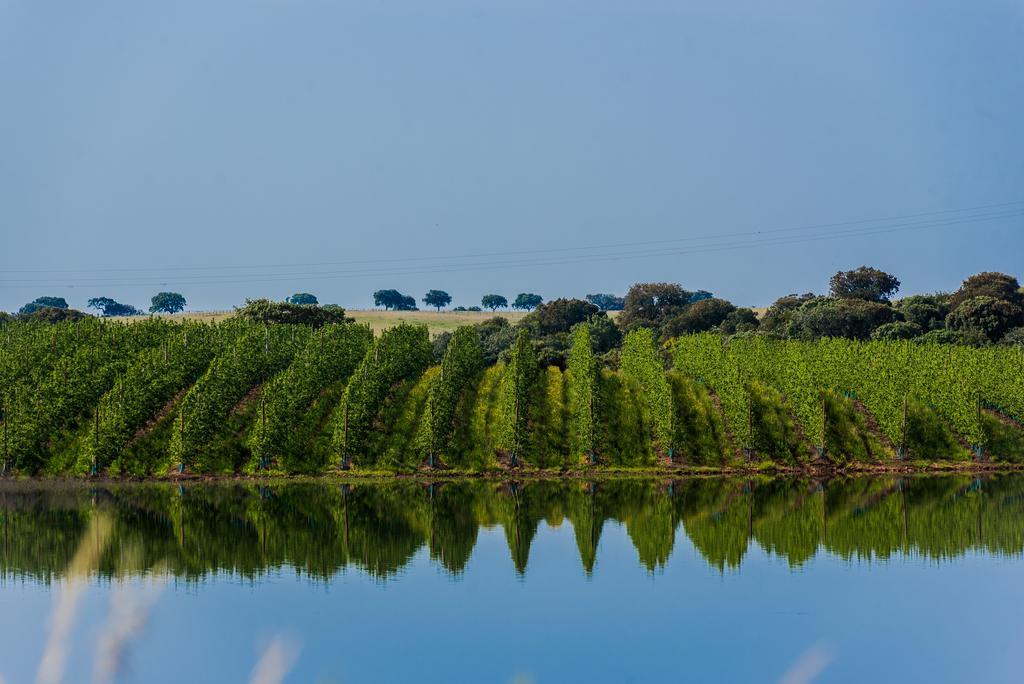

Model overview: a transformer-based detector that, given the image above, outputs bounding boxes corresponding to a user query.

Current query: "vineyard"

[1,319,1022,476]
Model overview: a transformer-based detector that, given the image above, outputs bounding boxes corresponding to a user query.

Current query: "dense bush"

[660,298,736,339]
[520,298,599,336]
[945,296,1024,343]
[788,298,895,340]
[236,298,353,327]
[871,321,922,341]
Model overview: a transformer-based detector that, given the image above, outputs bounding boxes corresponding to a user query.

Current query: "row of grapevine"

[620,329,676,458]
[77,322,220,475]
[169,322,307,473]
[674,334,1024,461]
[247,323,373,473]
[2,319,177,472]
[423,326,485,466]
[332,324,433,468]
[567,324,599,462]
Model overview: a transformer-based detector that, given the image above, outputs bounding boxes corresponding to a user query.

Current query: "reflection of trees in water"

[2,475,1024,581]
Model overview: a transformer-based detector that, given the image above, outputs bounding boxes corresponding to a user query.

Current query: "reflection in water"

[1,475,1022,582]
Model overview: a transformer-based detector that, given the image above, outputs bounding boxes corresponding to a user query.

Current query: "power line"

[1,199,1022,276]
[0,207,1018,289]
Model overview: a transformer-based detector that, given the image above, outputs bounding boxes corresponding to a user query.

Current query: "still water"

[1,475,1022,683]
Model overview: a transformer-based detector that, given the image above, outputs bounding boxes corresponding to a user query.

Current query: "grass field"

[118,309,532,336]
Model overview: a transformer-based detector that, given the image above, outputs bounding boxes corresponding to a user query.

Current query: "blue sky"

[1,0,1022,312]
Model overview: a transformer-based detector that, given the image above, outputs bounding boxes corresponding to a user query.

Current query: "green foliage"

[895,294,949,331]
[660,298,736,339]
[498,328,540,464]
[1,319,176,472]
[620,328,675,457]
[235,298,353,327]
[618,282,692,330]
[829,266,901,302]
[481,294,508,311]
[88,297,144,317]
[567,324,599,462]
[247,323,373,473]
[521,298,600,337]
[788,297,895,340]
[950,271,1024,310]
[945,295,1024,343]
[720,308,760,335]
[332,324,433,467]
[18,297,68,315]
[512,293,543,310]
[424,326,485,465]
[423,290,452,311]
[373,289,417,310]
[169,323,305,473]
[78,322,219,476]
[476,316,517,365]
[286,293,317,306]
[585,293,625,311]
[19,307,90,323]
[872,321,922,341]
[150,292,187,313]
[674,333,1024,462]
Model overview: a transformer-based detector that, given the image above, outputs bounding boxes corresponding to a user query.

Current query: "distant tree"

[18,297,68,315]
[521,298,600,336]
[150,292,187,314]
[481,294,508,311]
[423,290,453,311]
[512,293,543,311]
[829,266,901,302]
[453,306,467,312]
[949,272,1024,311]
[945,296,1024,343]
[20,307,89,323]
[286,293,318,306]
[373,289,415,311]
[87,297,143,317]
[618,283,692,330]
[236,299,352,327]
[687,290,714,304]
[585,293,625,311]
[660,298,736,339]
[467,306,482,312]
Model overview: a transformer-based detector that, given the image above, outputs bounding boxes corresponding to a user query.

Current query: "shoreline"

[3,460,1021,485]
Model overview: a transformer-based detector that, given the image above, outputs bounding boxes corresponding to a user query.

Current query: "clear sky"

[1,0,1022,312]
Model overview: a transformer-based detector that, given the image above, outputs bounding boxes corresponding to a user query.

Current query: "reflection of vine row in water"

[2,475,1023,582]
[2,319,1023,475]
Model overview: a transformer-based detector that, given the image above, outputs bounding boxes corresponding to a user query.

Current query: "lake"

[1,475,1022,683]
